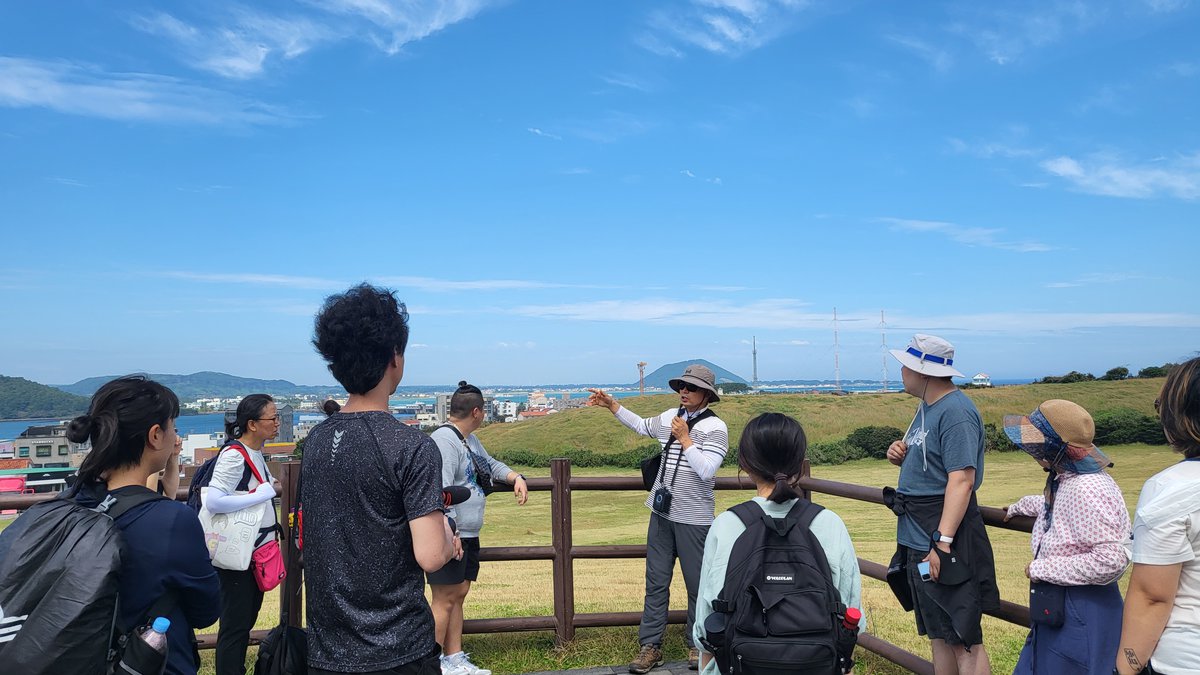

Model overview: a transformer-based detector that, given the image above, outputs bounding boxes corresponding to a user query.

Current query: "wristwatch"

[931,530,954,547]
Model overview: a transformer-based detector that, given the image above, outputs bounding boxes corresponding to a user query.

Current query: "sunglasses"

[676,383,701,393]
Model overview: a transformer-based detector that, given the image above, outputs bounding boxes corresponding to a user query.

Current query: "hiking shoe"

[629,643,664,674]
[688,647,699,670]
[445,652,491,675]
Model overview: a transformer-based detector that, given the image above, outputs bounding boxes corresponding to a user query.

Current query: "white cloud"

[681,169,697,178]
[132,1,498,78]
[46,177,87,187]
[599,73,653,92]
[641,0,813,57]
[166,271,342,289]
[887,35,953,72]
[1040,153,1200,200]
[0,57,297,126]
[131,10,334,79]
[559,167,591,175]
[527,127,562,140]
[1045,272,1142,289]
[945,2,1097,66]
[947,137,1039,158]
[1143,0,1189,12]
[879,217,1054,253]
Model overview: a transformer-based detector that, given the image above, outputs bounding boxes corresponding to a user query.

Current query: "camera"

[652,487,673,515]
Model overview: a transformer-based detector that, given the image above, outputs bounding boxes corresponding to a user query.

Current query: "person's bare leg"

[930,639,961,675]
[431,582,470,653]
[954,643,990,675]
[444,580,472,655]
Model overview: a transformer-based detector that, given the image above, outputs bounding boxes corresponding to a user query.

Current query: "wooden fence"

[0,459,1036,674]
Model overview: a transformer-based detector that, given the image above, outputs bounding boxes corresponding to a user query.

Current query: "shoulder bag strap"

[227,442,266,485]
[665,408,719,489]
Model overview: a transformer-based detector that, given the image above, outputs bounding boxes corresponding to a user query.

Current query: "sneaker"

[440,655,472,675]
[446,651,492,675]
[629,643,664,674]
[688,647,699,670]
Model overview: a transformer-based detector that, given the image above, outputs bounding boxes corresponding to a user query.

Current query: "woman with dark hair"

[693,413,861,675]
[1116,358,1200,675]
[68,376,221,675]
[427,381,528,675]
[204,393,281,675]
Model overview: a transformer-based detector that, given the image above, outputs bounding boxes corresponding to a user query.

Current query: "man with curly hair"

[302,283,458,675]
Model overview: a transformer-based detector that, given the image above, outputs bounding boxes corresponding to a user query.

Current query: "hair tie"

[232,425,242,437]
[774,472,789,482]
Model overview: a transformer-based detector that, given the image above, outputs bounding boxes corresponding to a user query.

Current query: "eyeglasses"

[676,383,701,393]
[255,416,281,423]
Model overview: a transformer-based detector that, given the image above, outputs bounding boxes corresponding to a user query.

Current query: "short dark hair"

[1159,357,1200,459]
[450,381,484,418]
[313,283,410,395]
[736,412,807,503]
[68,375,180,486]
[225,394,274,442]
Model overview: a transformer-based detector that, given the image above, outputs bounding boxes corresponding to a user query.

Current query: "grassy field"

[194,441,1179,675]
[475,378,1163,456]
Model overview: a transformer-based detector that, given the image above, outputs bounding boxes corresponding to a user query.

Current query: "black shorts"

[426,537,481,585]
[905,546,979,646]
[310,647,440,675]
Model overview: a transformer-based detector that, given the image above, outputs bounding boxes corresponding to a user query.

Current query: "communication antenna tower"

[752,336,758,386]
[637,361,648,396]
[880,310,889,392]
[833,307,841,393]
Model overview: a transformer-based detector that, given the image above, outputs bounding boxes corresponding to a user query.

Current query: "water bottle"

[116,617,170,675]
[837,608,861,673]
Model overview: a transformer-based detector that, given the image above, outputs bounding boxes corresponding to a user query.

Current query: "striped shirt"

[616,405,730,526]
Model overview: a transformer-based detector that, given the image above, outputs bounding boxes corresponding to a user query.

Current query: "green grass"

[192,442,1178,675]
[475,378,1163,457]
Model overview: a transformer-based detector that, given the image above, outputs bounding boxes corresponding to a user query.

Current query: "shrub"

[1093,408,1167,446]
[806,439,866,466]
[984,423,1018,452]
[846,425,905,459]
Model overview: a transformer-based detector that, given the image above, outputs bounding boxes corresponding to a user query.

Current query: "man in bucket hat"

[588,364,730,673]
[884,334,999,675]
[1002,400,1129,674]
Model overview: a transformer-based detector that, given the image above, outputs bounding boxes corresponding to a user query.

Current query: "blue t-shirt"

[896,390,985,550]
[77,485,222,675]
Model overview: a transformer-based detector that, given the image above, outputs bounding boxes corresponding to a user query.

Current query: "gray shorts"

[905,547,979,646]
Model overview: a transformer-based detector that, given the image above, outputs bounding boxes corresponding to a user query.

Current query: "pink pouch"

[252,540,286,592]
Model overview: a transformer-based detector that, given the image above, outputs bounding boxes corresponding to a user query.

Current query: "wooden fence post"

[550,458,575,645]
[279,461,303,628]
[799,458,811,501]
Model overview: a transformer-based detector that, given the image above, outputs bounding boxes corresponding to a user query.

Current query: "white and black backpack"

[701,499,857,675]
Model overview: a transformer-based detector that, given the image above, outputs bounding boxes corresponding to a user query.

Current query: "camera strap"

[657,409,717,490]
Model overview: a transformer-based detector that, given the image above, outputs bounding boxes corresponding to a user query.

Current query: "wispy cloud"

[681,168,723,185]
[947,137,1039,158]
[681,169,696,178]
[45,176,87,187]
[640,0,814,57]
[514,298,825,330]
[526,127,562,141]
[880,217,1054,253]
[599,73,653,92]
[1143,0,1190,12]
[945,2,1098,66]
[0,57,297,126]
[565,111,651,143]
[1045,272,1143,288]
[887,35,953,72]
[559,167,591,175]
[1040,153,1200,200]
[132,2,499,78]
[131,10,333,79]
[166,271,342,289]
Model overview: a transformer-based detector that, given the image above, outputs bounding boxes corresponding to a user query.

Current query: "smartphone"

[917,561,932,582]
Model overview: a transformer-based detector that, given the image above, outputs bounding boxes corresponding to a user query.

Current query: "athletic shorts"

[906,546,980,646]
[426,537,481,585]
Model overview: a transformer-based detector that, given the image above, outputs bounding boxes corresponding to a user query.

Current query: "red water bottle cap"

[842,607,862,629]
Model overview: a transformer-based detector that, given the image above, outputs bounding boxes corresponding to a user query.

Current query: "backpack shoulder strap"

[96,489,168,521]
[784,499,841,608]
[728,500,764,529]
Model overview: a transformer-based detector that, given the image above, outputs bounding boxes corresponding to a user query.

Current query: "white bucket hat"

[889,333,964,378]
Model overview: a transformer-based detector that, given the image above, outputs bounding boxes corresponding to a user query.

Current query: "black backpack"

[186,441,253,513]
[0,486,169,675]
[701,500,858,675]
[254,571,307,675]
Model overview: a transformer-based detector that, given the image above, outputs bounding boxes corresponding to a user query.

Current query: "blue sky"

[1,0,1197,388]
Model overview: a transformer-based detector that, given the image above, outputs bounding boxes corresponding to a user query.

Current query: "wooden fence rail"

[0,458,1036,674]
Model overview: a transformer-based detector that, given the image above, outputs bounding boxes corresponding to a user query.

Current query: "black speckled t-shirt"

[300,410,444,672]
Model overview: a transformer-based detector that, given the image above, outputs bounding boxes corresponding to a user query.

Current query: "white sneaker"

[440,655,472,675]
[447,651,492,675]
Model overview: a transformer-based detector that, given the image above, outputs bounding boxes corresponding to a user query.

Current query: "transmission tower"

[833,307,841,393]
[880,310,889,392]
[752,336,758,385]
[637,361,648,396]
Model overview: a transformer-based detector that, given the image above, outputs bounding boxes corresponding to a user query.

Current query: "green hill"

[639,359,747,389]
[57,371,344,400]
[477,378,1163,456]
[0,375,91,419]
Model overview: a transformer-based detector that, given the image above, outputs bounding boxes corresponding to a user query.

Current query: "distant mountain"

[56,371,345,401]
[0,375,91,419]
[638,360,749,390]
